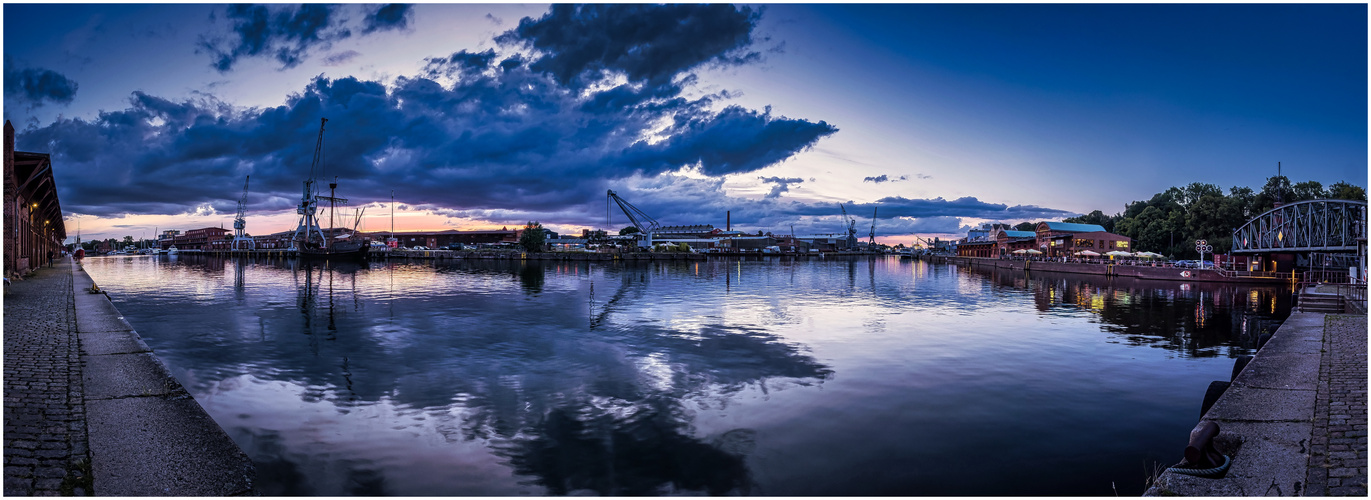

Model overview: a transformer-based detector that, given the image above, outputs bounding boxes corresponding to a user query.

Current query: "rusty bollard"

[1165,420,1231,477]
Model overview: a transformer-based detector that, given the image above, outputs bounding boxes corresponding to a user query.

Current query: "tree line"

[1008,176,1365,260]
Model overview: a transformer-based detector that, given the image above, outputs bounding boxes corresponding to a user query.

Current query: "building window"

[1116,241,1129,249]
[1074,239,1094,248]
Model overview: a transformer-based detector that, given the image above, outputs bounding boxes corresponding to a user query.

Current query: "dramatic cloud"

[3,57,79,107]
[21,5,835,222]
[200,4,353,71]
[758,176,804,199]
[496,4,761,88]
[361,4,412,34]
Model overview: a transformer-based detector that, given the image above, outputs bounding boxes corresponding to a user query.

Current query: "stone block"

[1205,386,1317,422]
[85,396,254,496]
[1232,352,1321,391]
[81,353,180,400]
[77,330,151,356]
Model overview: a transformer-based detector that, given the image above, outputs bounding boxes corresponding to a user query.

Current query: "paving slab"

[1205,385,1317,423]
[78,330,152,356]
[73,294,137,333]
[1219,422,1314,496]
[1259,326,1324,355]
[85,395,255,496]
[1232,352,1321,391]
[82,353,182,400]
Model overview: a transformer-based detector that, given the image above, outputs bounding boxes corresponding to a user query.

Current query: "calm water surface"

[82,255,1291,496]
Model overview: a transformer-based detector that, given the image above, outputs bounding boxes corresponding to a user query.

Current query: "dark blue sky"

[3,4,1365,242]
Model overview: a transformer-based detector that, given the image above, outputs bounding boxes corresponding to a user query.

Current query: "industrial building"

[4,121,66,276]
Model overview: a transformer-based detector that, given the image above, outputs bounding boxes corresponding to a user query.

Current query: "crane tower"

[231,175,254,251]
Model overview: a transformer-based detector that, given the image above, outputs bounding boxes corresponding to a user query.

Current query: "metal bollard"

[1184,421,1225,469]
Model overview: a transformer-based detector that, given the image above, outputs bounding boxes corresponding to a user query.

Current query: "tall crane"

[607,189,660,247]
[867,206,878,250]
[231,175,254,251]
[291,118,329,250]
[839,203,858,250]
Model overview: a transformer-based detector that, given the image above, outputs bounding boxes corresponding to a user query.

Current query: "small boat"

[168,245,179,255]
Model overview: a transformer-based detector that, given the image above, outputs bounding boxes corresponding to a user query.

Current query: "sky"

[3,3,1366,245]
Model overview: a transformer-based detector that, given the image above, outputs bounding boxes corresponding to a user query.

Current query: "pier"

[1144,286,1367,496]
[3,257,254,495]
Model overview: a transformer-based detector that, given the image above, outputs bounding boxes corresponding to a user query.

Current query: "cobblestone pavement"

[3,258,91,496]
[1306,314,1368,496]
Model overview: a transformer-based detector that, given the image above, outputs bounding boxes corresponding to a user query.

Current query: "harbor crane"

[291,118,329,251]
[607,189,660,247]
[839,203,858,250]
[231,175,254,251]
[867,206,878,250]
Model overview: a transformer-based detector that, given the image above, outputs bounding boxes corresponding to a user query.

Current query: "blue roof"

[1003,230,1036,238]
[1041,221,1107,233]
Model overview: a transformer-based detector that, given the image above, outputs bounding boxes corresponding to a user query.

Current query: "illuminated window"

[1116,241,1129,249]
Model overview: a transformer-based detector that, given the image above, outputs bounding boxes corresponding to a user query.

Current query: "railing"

[1212,268,1297,281]
[1295,279,1368,314]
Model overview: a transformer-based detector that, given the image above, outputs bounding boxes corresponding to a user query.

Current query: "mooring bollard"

[1185,421,1224,468]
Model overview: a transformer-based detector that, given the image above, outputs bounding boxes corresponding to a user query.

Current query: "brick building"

[1035,222,1131,258]
[3,121,66,276]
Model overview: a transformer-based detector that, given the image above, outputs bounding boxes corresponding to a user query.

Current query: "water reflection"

[966,265,1288,357]
[78,255,1292,496]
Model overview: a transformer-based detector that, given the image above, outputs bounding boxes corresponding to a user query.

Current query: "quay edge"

[928,255,1295,284]
[70,260,255,496]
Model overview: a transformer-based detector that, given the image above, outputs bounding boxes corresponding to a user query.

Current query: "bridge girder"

[1231,199,1367,254]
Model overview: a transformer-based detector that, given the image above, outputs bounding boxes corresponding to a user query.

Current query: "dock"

[1144,286,1366,496]
[3,257,254,495]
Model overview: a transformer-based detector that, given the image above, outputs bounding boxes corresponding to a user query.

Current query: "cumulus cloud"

[3,57,79,107]
[361,4,412,34]
[200,4,353,71]
[22,5,835,221]
[496,4,761,88]
[758,176,804,199]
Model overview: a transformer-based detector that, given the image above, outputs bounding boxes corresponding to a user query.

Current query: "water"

[81,255,1291,496]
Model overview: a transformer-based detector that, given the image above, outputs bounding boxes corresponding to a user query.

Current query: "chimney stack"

[727,211,731,231]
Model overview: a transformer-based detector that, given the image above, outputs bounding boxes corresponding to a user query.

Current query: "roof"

[1002,230,1036,238]
[1041,221,1107,233]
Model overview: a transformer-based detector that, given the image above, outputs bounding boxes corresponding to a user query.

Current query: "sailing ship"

[291,118,370,261]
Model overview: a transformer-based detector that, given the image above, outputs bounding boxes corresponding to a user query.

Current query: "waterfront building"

[993,229,1038,256]
[1034,222,1131,258]
[163,227,231,251]
[957,239,997,258]
[3,121,66,276]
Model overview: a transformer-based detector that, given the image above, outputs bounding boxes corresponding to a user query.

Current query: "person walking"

[47,250,54,267]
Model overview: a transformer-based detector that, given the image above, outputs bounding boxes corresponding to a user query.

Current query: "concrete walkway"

[1146,307,1368,496]
[4,257,254,495]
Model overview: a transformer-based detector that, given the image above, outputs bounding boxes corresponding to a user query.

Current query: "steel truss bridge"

[1231,199,1367,254]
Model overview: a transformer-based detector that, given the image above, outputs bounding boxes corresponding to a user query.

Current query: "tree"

[1328,182,1367,201]
[122,235,134,246]
[619,226,640,236]
[519,221,546,252]
[1063,210,1119,233]
[1290,180,1326,202]
[1014,222,1036,231]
